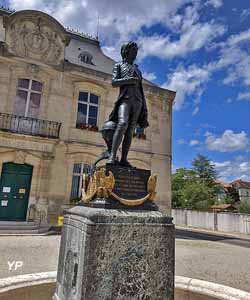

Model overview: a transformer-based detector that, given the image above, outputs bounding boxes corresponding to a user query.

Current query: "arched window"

[13,79,43,118]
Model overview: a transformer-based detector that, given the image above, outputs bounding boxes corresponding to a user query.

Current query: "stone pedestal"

[53,206,175,300]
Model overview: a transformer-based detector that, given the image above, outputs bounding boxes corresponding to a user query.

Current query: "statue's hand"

[112,76,139,87]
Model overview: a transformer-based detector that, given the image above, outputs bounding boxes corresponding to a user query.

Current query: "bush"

[235,201,250,214]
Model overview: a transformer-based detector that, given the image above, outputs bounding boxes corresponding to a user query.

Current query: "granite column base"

[53,206,175,300]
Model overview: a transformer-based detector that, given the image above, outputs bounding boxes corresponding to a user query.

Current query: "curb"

[0,271,57,293]
[175,276,250,300]
[1,272,250,300]
[0,230,60,237]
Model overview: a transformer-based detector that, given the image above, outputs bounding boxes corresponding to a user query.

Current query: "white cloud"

[9,0,227,63]
[237,92,250,101]
[178,138,186,145]
[240,8,250,22]
[137,2,225,61]
[201,123,216,129]
[163,64,211,110]
[138,21,225,60]
[213,161,231,168]
[165,27,250,110]
[227,29,250,46]
[101,45,120,62]
[142,72,157,82]
[214,159,250,181]
[189,139,199,146]
[138,23,224,59]
[205,130,249,152]
[235,155,245,161]
[11,0,227,66]
[214,30,250,87]
[9,0,41,9]
[192,107,199,116]
[204,131,212,137]
[206,0,223,8]
[9,0,191,46]
[11,0,208,63]
[10,0,250,114]
[177,138,200,146]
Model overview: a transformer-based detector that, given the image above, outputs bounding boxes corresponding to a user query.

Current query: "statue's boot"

[106,157,119,165]
[107,121,128,165]
[120,129,134,168]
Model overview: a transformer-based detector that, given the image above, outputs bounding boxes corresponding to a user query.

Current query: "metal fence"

[0,112,61,139]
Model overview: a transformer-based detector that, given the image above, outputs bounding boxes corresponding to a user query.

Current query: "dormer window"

[78,51,94,65]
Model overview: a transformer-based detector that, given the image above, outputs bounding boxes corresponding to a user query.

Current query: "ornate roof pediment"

[3,10,71,66]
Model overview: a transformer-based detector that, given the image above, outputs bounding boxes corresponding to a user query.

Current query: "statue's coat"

[108,62,149,128]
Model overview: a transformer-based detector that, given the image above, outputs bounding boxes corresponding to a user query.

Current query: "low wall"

[172,209,250,235]
[1,272,250,300]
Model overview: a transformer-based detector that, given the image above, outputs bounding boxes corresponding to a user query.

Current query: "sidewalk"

[175,225,250,240]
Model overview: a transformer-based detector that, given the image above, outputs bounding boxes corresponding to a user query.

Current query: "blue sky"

[3,0,250,181]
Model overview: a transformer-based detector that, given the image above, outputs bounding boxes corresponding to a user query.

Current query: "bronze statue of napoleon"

[101,41,149,168]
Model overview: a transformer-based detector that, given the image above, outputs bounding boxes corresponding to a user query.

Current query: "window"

[13,79,43,118]
[76,92,99,128]
[70,163,91,201]
[78,51,94,65]
[133,126,146,139]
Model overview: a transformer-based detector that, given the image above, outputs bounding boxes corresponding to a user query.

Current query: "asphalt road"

[175,229,250,292]
[0,230,249,293]
[176,228,250,248]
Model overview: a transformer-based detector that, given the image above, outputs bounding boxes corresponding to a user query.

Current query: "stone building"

[215,179,250,203]
[232,179,250,203]
[0,8,175,224]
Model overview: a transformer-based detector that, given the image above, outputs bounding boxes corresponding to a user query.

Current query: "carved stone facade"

[3,11,70,65]
[0,8,175,225]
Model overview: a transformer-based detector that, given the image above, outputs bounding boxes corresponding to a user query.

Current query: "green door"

[0,163,33,221]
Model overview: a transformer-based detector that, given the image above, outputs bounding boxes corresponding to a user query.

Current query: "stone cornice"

[64,61,176,100]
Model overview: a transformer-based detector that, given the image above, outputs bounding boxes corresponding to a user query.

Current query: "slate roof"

[65,32,159,87]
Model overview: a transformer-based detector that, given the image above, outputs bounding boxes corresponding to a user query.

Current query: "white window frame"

[77,91,99,126]
[134,126,146,139]
[16,79,43,117]
[71,163,91,200]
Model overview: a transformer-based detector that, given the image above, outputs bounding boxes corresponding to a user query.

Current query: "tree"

[227,186,240,202]
[236,201,250,214]
[192,154,217,185]
[172,168,196,208]
[180,180,217,210]
[172,154,218,210]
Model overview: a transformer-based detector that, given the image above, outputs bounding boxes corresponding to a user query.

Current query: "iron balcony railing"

[0,112,61,139]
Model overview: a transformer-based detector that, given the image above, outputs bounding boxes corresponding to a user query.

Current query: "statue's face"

[127,45,138,61]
